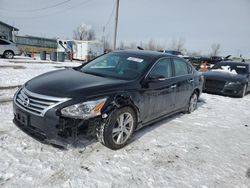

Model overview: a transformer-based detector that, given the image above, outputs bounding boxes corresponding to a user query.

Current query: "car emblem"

[23,96,30,107]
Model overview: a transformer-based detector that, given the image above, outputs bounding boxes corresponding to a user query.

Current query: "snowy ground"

[0,58,250,188]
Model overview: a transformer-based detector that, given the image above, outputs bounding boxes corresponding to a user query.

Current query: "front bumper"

[13,101,101,148]
[203,84,244,97]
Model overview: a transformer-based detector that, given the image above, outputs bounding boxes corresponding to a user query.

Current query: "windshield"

[80,52,152,80]
[211,63,248,75]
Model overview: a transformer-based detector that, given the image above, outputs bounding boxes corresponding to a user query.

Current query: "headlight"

[225,81,242,86]
[61,98,107,119]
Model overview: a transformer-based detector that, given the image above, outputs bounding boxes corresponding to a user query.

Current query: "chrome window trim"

[144,57,193,81]
[14,87,71,117]
[144,57,172,79]
[172,58,193,76]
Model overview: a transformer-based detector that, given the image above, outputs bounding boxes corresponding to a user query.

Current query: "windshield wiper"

[81,71,105,77]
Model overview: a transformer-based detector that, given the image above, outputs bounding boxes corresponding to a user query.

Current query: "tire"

[3,51,14,59]
[96,107,136,150]
[186,91,198,113]
[240,84,247,98]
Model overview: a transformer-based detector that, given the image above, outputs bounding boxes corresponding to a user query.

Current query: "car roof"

[113,50,176,59]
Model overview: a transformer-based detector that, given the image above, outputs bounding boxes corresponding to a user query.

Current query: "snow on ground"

[0,58,81,88]
[0,58,250,188]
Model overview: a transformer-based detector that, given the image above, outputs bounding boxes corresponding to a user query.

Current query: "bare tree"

[118,41,125,50]
[211,43,221,56]
[147,40,157,50]
[139,40,163,51]
[101,34,112,51]
[73,24,96,41]
[170,38,186,52]
[112,40,164,51]
[187,50,202,57]
[128,42,137,49]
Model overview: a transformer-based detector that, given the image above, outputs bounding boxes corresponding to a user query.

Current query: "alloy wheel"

[4,51,14,59]
[189,93,198,112]
[112,112,134,145]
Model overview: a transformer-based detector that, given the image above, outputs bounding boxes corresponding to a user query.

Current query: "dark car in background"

[160,50,183,56]
[13,50,203,150]
[203,61,250,97]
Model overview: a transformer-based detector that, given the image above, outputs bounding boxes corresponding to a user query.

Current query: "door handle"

[170,84,176,89]
[158,78,167,81]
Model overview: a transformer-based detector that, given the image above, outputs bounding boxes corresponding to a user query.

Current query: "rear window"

[173,59,189,76]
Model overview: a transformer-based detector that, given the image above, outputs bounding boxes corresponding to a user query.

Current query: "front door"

[140,58,176,123]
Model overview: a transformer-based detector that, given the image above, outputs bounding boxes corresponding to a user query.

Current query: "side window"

[0,39,10,45]
[149,58,172,78]
[173,59,189,76]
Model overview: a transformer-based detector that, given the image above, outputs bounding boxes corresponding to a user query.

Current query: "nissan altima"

[13,50,203,150]
[203,61,250,97]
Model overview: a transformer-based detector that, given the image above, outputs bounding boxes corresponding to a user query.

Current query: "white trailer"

[57,39,72,52]
[72,40,104,61]
[56,39,104,61]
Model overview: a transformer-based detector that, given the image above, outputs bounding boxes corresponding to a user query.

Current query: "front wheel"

[96,107,136,150]
[186,92,198,113]
[3,51,14,59]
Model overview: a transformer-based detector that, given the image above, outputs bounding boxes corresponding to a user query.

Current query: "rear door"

[140,58,176,122]
[172,58,194,110]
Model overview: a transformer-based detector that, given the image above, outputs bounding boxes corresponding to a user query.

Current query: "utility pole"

[113,0,120,50]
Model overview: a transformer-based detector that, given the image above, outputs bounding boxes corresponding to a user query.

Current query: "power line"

[0,0,93,19]
[0,0,72,12]
[104,0,116,29]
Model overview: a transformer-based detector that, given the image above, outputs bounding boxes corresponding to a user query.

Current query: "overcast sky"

[0,0,249,56]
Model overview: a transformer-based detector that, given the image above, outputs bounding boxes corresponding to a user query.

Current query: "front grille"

[14,87,70,116]
[204,79,226,92]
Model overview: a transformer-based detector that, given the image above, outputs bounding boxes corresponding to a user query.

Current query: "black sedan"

[13,50,203,150]
[203,61,250,97]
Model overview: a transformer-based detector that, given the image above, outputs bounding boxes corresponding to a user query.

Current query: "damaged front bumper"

[13,102,103,148]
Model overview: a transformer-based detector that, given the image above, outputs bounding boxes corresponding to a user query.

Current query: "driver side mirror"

[141,74,167,88]
[143,75,166,84]
[146,74,167,83]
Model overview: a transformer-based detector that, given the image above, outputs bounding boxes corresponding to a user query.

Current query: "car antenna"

[137,46,144,50]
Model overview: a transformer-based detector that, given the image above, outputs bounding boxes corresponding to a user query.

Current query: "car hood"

[203,71,247,82]
[25,68,134,98]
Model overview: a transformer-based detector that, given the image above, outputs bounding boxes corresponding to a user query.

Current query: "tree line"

[73,23,221,56]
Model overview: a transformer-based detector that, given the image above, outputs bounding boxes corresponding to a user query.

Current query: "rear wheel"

[96,107,136,150]
[186,92,198,113]
[3,51,14,59]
